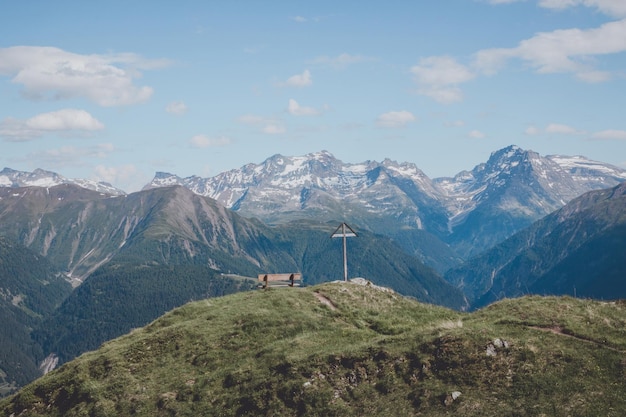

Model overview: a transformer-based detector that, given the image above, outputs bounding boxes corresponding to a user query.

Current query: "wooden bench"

[258,273,302,289]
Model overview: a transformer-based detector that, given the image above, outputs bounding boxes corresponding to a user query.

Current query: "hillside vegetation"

[2,282,626,416]
[446,182,626,309]
[0,237,72,396]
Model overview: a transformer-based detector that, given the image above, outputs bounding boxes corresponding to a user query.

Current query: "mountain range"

[145,145,626,260]
[1,144,625,396]
[0,182,464,391]
[0,167,125,196]
[445,181,626,309]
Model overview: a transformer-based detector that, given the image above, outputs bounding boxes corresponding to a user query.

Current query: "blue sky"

[1,0,625,192]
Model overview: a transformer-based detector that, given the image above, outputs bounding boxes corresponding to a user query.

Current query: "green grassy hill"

[2,282,626,416]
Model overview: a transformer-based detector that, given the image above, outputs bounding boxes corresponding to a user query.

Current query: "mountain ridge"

[445,181,626,309]
[0,167,125,196]
[145,145,626,259]
[0,236,72,396]
[3,283,626,416]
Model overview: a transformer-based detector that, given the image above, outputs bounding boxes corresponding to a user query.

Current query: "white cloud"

[474,19,626,81]
[311,53,375,69]
[590,129,626,140]
[444,120,466,127]
[525,123,592,136]
[290,15,325,23]
[94,164,138,185]
[485,0,626,17]
[237,114,265,125]
[376,111,416,128]
[237,114,286,134]
[0,46,168,106]
[468,130,487,138]
[411,56,475,103]
[283,70,312,87]
[287,99,319,116]
[189,134,231,148]
[412,56,475,86]
[539,0,626,17]
[419,87,466,104]
[166,101,188,115]
[0,109,104,141]
[545,123,586,134]
[263,124,286,134]
[20,143,115,170]
[525,125,540,135]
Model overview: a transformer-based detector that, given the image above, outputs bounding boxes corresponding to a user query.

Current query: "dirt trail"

[314,292,337,311]
[528,325,625,353]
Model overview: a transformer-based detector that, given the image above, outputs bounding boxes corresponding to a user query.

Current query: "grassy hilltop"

[2,282,626,416]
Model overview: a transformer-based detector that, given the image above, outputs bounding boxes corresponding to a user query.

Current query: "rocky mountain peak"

[0,167,125,196]
[142,145,625,259]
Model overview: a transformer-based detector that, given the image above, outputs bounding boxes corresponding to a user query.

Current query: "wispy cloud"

[0,46,169,106]
[545,123,586,135]
[0,109,104,141]
[262,124,286,134]
[485,0,626,17]
[166,101,188,115]
[414,4,626,103]
[289,15,326,23]
[94,164,138,186]
[524,123,586,135]
[590,129,626,140]
[474,19,626,82]
[444,120,466,127]
[311,53,375,70]
[287,99,320,116]
[18,143,115,170]
[468,130,487,139]
[237,114,286,134]
[376,111,416,128]
[525,125,541,135]
[189,134,232,148]
[539,0,626,18]
[280,70,312,87]
[411,56,475,104]
[486,0,524,4]
[523,123,626,138]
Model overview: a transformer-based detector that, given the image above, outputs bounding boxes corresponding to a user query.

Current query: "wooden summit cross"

[331,222,357,282]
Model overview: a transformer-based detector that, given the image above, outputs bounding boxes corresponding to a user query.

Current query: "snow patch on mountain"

[143,146,626,243]
[0,168,126,196]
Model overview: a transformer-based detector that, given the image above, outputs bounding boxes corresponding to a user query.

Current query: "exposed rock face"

[0,167,125,196]
[145,146,626,258]
[39,354,59,375]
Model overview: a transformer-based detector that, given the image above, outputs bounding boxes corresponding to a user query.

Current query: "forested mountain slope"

[445,182,626,309]
[0,237,71,396]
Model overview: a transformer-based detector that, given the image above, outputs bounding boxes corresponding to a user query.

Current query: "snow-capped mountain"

[145,145,626,259]
[0,168,125,196]
[146,150,449,235]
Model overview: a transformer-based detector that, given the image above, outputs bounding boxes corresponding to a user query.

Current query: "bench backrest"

[258,273,302,288]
